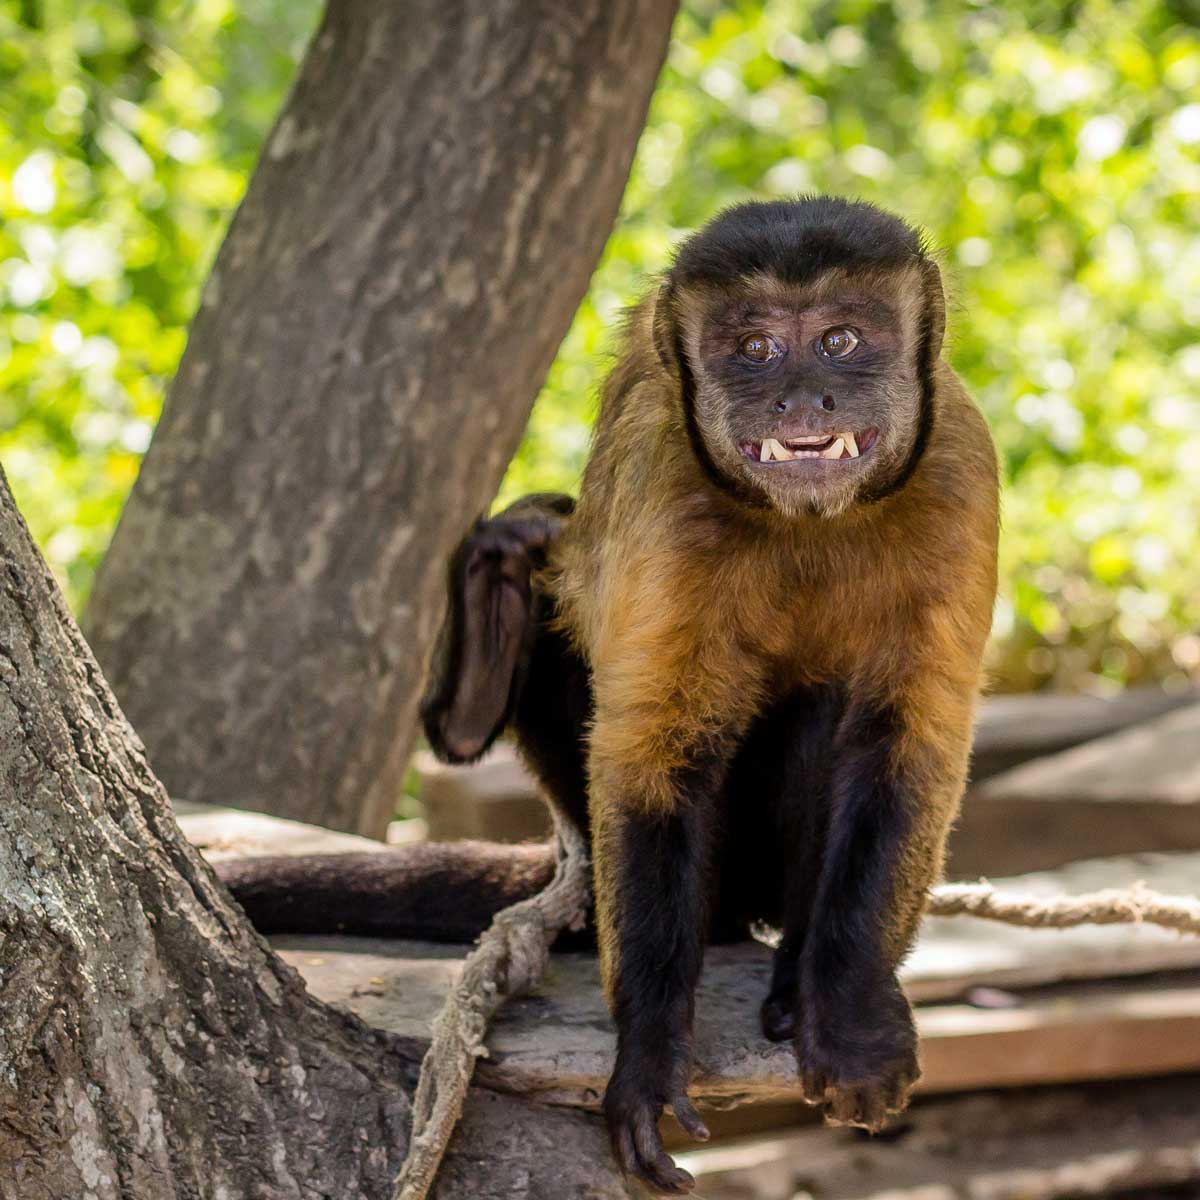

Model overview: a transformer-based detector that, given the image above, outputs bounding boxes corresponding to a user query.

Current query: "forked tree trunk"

[83,0,679,838]
[0,469,630,1199]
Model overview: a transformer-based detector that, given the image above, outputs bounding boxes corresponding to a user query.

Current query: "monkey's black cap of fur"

[671,196,929,289]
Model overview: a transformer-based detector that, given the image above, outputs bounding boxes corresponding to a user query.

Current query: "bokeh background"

[2,0,1198,693]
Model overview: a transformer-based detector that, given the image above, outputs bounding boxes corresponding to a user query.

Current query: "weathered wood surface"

[676,1074,1200,1200]
[177,801,390,861]
[279,849,1200,1111]
[969,686,1195,781]
[286,940,1200,1109]
[953,704,1200,877]
[978,702,1200,805]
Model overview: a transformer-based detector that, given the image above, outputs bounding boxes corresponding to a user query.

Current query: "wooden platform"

[677,1074,1200,1200]
[967,687,1195,781]
[953,704,1200,877]
[276,849,1200,1112]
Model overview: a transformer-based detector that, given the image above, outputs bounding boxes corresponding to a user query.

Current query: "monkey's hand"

[794,975,920,1132]
[420,494,573,763]
[603,1047,710,1194]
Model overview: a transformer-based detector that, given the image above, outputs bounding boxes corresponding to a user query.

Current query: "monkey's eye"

[736,332,782,364]
[817,328,860,359]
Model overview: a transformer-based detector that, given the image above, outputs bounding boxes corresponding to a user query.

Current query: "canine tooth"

[821,438,845,460]
[761,438,789,462]
[843,432,859,458]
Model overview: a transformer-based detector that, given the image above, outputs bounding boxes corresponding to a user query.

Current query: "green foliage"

[0,0,319,599]
[2,0,1197,691]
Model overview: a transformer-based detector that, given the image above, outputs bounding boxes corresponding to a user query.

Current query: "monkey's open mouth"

[740,428,879,464]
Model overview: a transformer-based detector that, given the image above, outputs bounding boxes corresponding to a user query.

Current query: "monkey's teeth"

[843,432,860,458]
[820,438,845,460]
[760,438,791,462]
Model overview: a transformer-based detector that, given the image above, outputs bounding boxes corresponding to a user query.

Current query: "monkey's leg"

[593,778,721,1196]
[723,687,841,1043]
[793,692,969,1132]
[420,492,574,763]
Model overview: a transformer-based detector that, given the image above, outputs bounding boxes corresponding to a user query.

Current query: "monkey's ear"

[920,258,947,360]
[652,280,683,378]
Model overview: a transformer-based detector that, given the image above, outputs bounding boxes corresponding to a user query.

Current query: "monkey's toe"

[760,993,797,1042]
[798,1056,918,1133]
[605,1084,706,1195]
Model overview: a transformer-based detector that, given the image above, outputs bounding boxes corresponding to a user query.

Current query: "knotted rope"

[391,817,591,1200]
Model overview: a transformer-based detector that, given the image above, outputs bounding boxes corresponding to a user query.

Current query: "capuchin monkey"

[223,198,999,1195]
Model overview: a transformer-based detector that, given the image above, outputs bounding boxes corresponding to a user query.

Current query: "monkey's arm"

[591,761,720,1195]
[794,634,981,1130]
[586,594,766,1194]
[419,493,574,763]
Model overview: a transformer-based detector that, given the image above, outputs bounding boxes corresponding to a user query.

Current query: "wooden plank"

[676,1074,1200,1200]
[176,804,387,861]
[978,703,1200,805]
[917,974,1200,1094]
[282,947,1200,1111]
[909,852,1200,998]
[951,705,1200,877]
[969,687,1195,782]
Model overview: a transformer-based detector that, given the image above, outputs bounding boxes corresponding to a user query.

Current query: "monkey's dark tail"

[215,839,571,944]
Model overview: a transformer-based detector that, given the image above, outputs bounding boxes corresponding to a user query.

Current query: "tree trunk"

[83,0,678,838]
[0,468,633,1198]
[0,469,411,1197]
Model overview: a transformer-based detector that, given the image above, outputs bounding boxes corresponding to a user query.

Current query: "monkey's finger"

[611,1121,640,1178]
[632,1112,695,1194]
[882,1069,918,1114]
[799,1067,831,1104]
[830,1085,887,1132]
[669,1095,711,1143]
[498,515,560,554]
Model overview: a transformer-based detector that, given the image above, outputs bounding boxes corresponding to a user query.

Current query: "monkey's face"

[682,267,934,519]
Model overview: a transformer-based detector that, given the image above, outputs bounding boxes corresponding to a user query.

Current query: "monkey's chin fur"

[765,480,862,520]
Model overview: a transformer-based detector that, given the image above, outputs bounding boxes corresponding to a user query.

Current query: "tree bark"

[83,0,679,838]
[0,468,412,1197]
[0,468,633,1198]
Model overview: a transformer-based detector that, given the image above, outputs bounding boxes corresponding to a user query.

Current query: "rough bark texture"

[432,1089,631,1200]
[0,468,413,1198]
[83,0,679,838]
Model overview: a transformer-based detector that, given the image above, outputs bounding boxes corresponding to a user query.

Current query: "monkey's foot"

[760,990,797,1042]
[604,1074,710,1194]
[796,1048,919,1131]
[794,994,920,1131]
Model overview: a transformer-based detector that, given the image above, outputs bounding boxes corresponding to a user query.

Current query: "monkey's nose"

[772,394,837,415]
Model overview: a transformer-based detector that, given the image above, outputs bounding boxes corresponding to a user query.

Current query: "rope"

[389,861,1199,1198]
[928,879,1200,935]
[390,816,591,1200]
